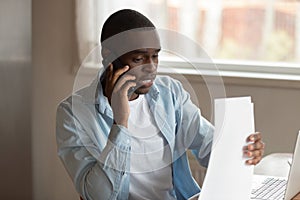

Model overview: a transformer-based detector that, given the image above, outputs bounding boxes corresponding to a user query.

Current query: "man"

[56,9,264,200]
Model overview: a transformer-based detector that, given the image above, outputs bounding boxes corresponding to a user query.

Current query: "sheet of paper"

[198,97,254,200]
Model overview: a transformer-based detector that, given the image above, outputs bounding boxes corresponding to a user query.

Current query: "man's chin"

[134,81,154,95]
[134,87,151,95]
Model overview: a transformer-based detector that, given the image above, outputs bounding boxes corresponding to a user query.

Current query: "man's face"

[119,48,160,95]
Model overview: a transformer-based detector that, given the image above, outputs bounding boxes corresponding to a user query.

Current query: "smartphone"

[103,55,136,97]
[111,57,124,72]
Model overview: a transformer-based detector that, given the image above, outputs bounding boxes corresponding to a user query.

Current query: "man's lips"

[141,79,153,84]
[136,76,156,88]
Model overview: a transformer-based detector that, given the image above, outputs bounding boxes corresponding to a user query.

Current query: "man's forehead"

[102,28,161,55]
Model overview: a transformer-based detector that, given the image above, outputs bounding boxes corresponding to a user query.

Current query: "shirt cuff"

[98,124,131,172]
[108,124,131,151]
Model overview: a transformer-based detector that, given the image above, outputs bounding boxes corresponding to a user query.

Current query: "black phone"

[103,54,136,97]
[103,51,125,71]
[112,57,125,72]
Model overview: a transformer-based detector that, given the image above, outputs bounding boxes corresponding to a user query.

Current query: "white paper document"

[198,97,254,200]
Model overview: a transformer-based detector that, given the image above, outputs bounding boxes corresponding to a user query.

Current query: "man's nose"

[143,60,157,73]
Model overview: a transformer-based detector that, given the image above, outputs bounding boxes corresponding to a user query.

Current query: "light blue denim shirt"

[56,74,214,200]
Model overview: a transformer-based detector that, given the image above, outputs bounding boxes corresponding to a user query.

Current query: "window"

[76,0,300,79]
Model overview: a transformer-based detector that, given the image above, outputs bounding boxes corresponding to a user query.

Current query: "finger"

[246,132,262,142]
[112,81,136,98]
[111,65,130,84]
[105,64,113,85]
[246,141,265,151]
[246,156,262,165]
[121,81,137,96]
[104,64,114,100]
[244,149,264,158]
[113,74,136,92]
[107,64,113,80]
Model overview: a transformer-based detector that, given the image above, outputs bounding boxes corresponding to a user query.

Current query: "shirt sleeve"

[56,101,131,200]
[173,80,214,168]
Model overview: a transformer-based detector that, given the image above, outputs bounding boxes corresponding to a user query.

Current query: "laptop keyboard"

[251,177,287,200]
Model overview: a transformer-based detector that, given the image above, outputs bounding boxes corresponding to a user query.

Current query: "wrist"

[113,120,128,128]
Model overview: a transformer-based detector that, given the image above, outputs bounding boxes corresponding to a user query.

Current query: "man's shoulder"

[57,83,97,110]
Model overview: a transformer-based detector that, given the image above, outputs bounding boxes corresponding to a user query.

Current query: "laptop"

[251,131,300,200]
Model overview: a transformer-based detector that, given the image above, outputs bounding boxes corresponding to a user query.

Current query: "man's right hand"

[103,64,136,128]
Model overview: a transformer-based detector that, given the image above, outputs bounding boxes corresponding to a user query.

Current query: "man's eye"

[133,58,143,63]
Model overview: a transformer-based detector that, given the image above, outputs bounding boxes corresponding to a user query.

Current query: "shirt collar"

[147,81,160,101]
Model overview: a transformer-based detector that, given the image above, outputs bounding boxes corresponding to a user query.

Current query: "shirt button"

[126,139,130,144]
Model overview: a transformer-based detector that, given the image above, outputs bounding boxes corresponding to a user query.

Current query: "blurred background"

[1,0,300,199]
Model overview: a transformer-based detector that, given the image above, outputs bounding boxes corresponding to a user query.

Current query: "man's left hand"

[244,132,265,165]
